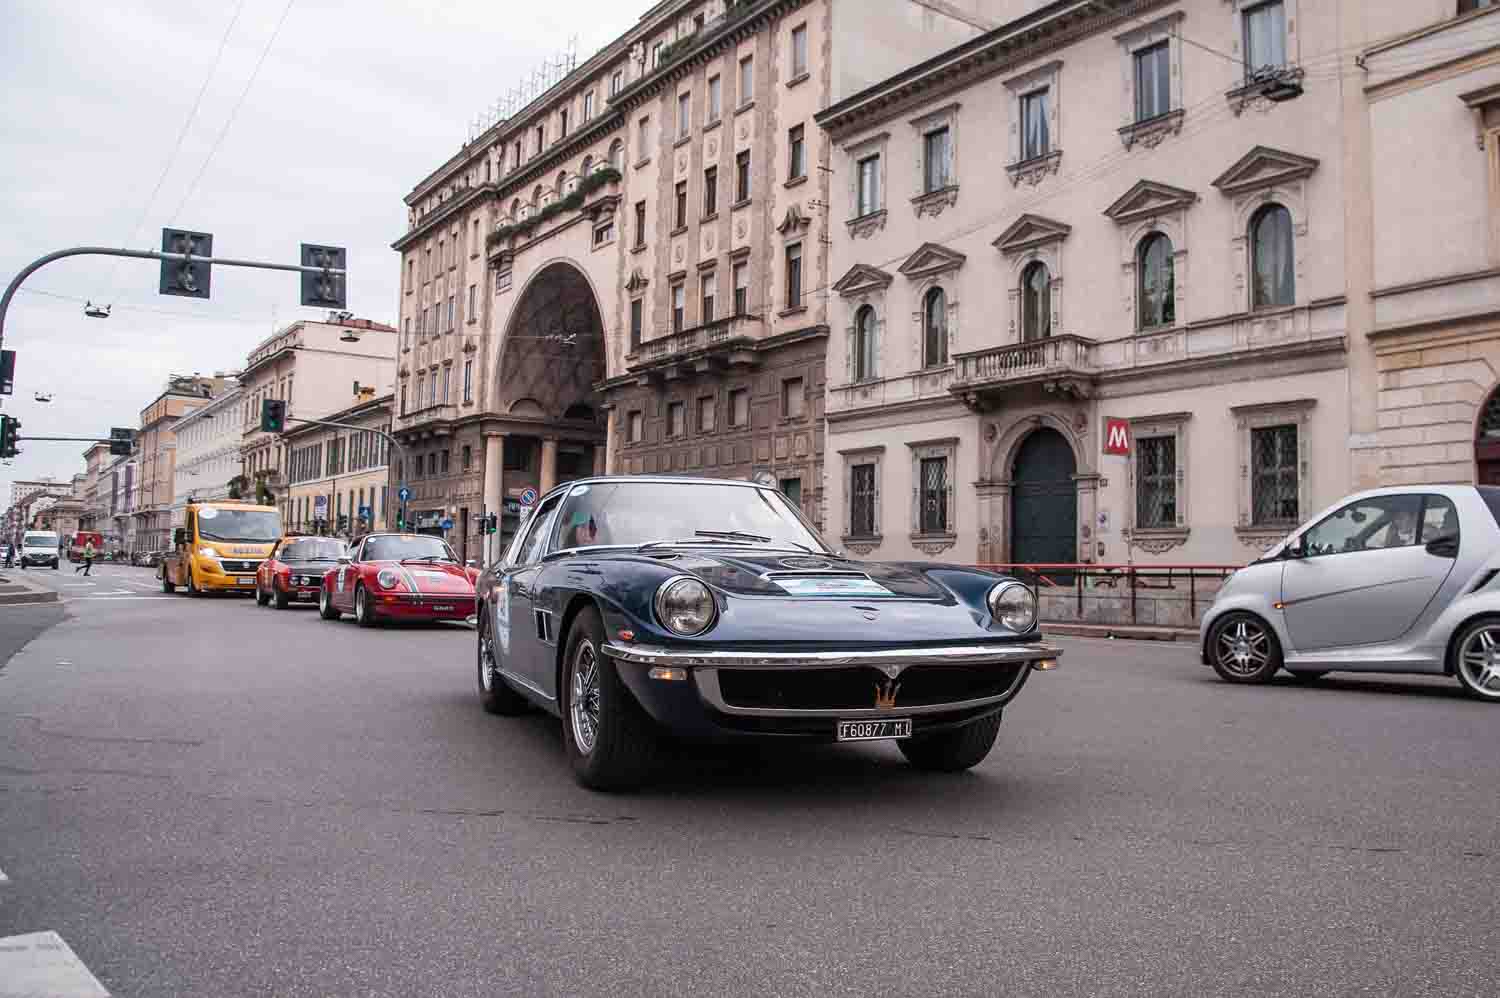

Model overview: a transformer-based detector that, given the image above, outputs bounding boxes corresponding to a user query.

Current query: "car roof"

[535,475,768,503]
[1334,484,1484,502]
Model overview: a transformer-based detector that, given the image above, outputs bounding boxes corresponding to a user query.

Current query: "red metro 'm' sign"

[1103,418,1130,456]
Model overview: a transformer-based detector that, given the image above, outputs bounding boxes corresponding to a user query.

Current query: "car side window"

[1418,495,1459,543]
[1301,494,1423,557]
[513,497,562,567]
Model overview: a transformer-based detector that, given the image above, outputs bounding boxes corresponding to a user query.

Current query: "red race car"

[256,535,349,609]
[318,532,477,627]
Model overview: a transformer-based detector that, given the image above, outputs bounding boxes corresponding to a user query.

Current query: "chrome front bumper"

[602,640,1061,719]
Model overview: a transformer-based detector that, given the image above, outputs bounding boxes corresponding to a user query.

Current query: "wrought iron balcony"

[625,313,765,378]
[951,335,1096,403]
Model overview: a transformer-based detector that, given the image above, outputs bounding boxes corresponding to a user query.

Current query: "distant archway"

[494,261,606,422]
[1476,383,1500,484]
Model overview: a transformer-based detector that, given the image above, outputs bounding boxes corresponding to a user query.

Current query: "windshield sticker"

[571,485,590,496]
[772,577,893,597]
[199,508,218,519]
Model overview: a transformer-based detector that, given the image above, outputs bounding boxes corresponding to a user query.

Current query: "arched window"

[922,288,948,368]
[1137,233,1175,329]
[556,170,568,195]
[531,185,543,207]
[580,155,594,177]
[853,305,876,381]
[1250,203,1294,309]
[510,198,521,221]
[608,139,624,171]
[1022,261,1051,341]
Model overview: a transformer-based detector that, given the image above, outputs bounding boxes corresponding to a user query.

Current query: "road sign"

[314,496,329,516]
[0,349,14,395]
[159,229,212,299]
[519,487,538,507]
[440,518,454,531]
[1104,417,1130,456]
[358,505,371,521]
[398,486,411,503]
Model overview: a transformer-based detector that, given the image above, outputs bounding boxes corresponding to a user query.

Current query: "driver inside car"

[564,509,608,548]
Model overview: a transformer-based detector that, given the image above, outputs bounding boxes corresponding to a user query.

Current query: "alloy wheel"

[569,639,601,756]
[478,631,495,693]
[1457,625,1500,699]
[1216,618,1271,678]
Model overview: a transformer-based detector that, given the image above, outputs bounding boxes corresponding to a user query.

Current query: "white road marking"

[60,583,96,588]
[0,866,8,882]
[0,930,110,996]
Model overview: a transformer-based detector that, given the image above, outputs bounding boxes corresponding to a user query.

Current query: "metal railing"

[976,562,1241,624]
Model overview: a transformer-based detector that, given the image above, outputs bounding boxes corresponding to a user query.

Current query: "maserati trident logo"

[874,679,900,710]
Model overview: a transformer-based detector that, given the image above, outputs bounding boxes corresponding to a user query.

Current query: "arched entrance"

[495,262,607,418]
[1010,428,1077,565]
[1478,386,1500,484]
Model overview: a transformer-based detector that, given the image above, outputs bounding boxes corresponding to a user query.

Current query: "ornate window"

[1137,233,1175,329]
[923,127,951,193]
[1251,425,1299,525]
[922,287,948,367]
[919,457,948,534]
[1242,0,1287,77]
[1135,436,1177,529]
[857,155,880,216]
[853,305,876,381]
[851,464,878,537]
[1134,42,1170,122]
[1021,262,1051,340]
[1250,203,1294,308]
[1021,90,1051,161]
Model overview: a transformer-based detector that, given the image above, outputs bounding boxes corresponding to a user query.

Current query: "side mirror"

[1424,533,1459,558]
[337,555,352,566]
[1282,538,1305,560]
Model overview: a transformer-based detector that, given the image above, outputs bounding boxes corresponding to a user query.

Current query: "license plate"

[298,592,316,600]
[432,604,454,612]
[836,719,912,742]
[238,577,255,585]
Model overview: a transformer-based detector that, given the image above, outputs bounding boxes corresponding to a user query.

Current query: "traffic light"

[300,244,347,309]
[396,508,405,530]
[260,399,287,433]
[0,349,14,396]
[486,512,498,535]
[337,514,349,531]
[109,427,134,456]
[159,229,213,299]
[0,415,19,458]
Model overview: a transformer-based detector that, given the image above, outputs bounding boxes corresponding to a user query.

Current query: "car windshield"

[23,532,58,547]
[552,481,827,552]
[197,508,282,542]
[362,535,456,562]
[281,538,349,562]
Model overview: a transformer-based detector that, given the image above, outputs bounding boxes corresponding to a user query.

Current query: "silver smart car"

[1201,485,1500,701]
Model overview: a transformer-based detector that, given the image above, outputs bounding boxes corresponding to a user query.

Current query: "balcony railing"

[625,313,764,371]
[952,334,1095,388]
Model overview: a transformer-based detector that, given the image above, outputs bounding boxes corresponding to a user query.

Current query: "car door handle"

[1424,534,1458,558]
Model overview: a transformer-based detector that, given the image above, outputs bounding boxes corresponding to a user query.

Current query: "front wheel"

[897,712,1002,772]
[1207,612,1282,684]
[255,585,270,607]
[1451,617,1500,702]
[354,584,378,627]
[318,585,341,620]
[561,607,660,791]
[272,586,290,610]
[478,618,529,715]
[161,570,175,594]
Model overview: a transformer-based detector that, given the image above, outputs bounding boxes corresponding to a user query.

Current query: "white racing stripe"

[0,931,110,996]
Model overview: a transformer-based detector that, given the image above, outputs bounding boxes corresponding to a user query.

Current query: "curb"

[0,573,62,606]
[1042,622,1195,642]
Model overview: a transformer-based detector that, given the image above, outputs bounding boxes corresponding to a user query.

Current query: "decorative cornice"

[1116,108,1184,150]
[911,185,959,218]
[1211,145,1320,197]
[1102,179,1199,225]
[897,241,967,280]
[992,213,1072,255]
[1006,150,1063,187]
[846,210,888,240]
[831,263,894,296]
[775,203,813,235]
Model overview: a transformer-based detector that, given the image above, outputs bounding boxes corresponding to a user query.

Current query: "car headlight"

[654,576,717,636]
[987,582,1037,632]
[376,569,400,590]
[197,547,219,559]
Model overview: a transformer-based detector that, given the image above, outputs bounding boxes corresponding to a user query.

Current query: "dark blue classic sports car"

[474,476,1060,790]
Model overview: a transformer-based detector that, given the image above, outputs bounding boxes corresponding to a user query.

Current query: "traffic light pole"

[0,245,347,354]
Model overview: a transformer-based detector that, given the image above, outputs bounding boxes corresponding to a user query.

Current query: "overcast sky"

[0,0,637,500]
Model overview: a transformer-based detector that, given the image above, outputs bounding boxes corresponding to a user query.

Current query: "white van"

[20,530,60,569]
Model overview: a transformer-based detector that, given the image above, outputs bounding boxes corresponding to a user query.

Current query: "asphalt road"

[2,565,1498,997]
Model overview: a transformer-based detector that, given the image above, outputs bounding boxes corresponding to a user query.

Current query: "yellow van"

[161,501,283,595]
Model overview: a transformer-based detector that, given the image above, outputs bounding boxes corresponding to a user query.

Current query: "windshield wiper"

[401,555,455,564]
[694,530,771,543]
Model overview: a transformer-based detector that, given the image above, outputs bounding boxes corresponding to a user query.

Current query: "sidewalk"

[0,570,62,606]
[1042,621,1197,642]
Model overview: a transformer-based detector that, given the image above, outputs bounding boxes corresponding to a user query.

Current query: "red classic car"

[256,535,350,609]
[318,532,478,627]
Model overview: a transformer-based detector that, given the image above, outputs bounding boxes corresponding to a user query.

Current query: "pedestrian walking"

[78,539,95,576]
[3,543,12,569]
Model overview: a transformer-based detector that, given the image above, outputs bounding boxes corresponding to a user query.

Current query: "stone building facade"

[391,0,995,558]
[281,394,394,544]
[172,384,245,523]
[816,0,1500,571]
[132,375,227,552]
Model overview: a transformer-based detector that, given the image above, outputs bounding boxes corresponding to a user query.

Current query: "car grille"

[220,559,261,573]
[716,662,1025,711]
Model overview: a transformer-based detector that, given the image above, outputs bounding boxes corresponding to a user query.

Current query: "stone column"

[1073,473,1101,565]
[974,480,1012,566]
[540,437,558,493]
[482,433,506,565]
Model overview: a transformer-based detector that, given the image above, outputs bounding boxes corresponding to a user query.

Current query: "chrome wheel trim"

[320,587,330,614]
[1458,626,1500,698]
[569,638,601,756]
[356,587,366,620]
[478,630,496,693]
[1216,618,1271,677]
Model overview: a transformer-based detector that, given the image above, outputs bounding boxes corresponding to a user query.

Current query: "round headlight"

[376,569,400,590]
[197,547,219,559]
[654,576,717,636]
[988,582,1037,632]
